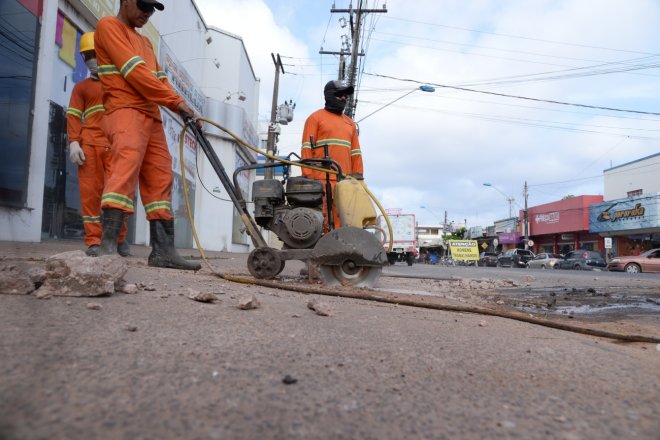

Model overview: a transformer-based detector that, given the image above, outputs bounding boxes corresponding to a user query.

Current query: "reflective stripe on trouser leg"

[99,145,129,243]
[80,144,130,245]
[78,143,103,246]
[138,118,173,221]
[101,108,152,215]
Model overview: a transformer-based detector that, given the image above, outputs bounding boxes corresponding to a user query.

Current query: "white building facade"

[0,0,260,253]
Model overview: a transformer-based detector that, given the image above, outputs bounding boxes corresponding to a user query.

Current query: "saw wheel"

[318,260,382,288]
[247,247,283,279]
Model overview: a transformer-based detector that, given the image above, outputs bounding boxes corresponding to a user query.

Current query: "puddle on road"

[517,301,660,317]
[509,287,660,317]
[377,282,660,318]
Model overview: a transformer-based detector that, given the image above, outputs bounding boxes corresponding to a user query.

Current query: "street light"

[356,85,435,123]
[419,205,442,224]
[482,183,514,218]
[180,57,220,69]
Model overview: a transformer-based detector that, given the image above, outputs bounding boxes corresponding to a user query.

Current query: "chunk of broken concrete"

[307,299,332,316]
[120,283,139,294]
[33,250,127,297]
[238,295,260,310]
[86,302,103,310]
[187,288,218,303]
[0,264,36,295]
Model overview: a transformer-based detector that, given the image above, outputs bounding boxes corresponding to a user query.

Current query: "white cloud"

[195,0,660,227]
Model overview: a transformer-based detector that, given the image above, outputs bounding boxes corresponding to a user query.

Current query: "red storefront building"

[527,196,605,255]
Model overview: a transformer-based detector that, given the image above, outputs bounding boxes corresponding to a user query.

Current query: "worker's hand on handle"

[177,102,203,129]
[68,141,85,165]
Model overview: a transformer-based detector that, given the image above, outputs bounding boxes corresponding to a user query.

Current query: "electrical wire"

[364,72,660,116]
[381,16,660,56]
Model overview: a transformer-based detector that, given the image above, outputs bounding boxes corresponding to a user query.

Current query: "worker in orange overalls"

[66,31,130,257]
[94,0,200,270]
[301,80,364,230]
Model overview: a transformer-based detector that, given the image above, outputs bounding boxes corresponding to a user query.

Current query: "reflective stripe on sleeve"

[121,56,146,77]
[83,105,105,119]
[98,64,120,76]
[67,108,83,118]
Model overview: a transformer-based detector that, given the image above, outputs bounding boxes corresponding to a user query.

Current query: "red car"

[607,248,660,273]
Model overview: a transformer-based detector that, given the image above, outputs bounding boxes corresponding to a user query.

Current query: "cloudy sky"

[194,0,660,228]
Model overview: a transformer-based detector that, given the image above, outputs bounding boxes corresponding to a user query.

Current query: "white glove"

[68,141,85,165]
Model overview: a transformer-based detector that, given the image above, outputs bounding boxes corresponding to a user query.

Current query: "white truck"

[379,211,417,266]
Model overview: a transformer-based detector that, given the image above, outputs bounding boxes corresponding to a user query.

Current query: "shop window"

[627,189,642,197]
[0,0,39,207]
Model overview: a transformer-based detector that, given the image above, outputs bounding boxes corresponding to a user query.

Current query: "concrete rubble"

[0,264,36,295]
[187,287,218,303]
[238,295,260,310]
[33,250,127,298]
[307,299,332,316]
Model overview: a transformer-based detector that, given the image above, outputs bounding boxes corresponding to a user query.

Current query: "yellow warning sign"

[448,240,479,261]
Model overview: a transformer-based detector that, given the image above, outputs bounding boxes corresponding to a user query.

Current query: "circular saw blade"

[318,263,382,288]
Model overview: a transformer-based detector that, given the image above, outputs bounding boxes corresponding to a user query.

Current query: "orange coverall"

[301,108,363,228]
[66,77,127,246]
[95,16,184,220]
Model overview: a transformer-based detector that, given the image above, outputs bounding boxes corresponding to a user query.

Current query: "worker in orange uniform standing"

[94,0,200,270]
[66,32,130,257]
[301,80,363,230]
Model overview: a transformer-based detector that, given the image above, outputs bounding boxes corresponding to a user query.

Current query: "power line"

[364,72,660,116]
[530,161,660,187]
[381,16,660,56]
[373,29,660,77]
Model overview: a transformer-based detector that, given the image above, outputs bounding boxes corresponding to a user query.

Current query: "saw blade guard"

[311,226,387,287]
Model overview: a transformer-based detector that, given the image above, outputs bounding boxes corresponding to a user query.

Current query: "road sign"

[604,237,612,249]
[481,242,488,250]
[527,240,534,247]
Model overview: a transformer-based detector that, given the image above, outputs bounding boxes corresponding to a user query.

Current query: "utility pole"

[523,181,529,250]
[329,2,387,119]
[265,53,284,179]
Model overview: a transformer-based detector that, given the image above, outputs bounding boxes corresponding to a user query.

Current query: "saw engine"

[252,177,325,249]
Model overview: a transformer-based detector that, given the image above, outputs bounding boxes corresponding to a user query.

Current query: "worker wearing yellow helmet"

[66,31,130,257]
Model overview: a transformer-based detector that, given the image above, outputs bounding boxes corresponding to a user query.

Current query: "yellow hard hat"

[79,32,94,53]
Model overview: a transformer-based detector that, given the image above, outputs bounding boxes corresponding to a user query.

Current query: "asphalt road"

[1,241,659,439]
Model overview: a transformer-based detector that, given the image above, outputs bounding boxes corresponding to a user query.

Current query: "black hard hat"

[324,80,354,96]
[138,0,164,11]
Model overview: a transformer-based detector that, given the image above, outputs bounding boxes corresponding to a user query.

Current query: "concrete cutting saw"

[183,116,387,288]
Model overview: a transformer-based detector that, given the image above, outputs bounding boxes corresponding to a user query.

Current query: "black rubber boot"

[117,241,131,257]
[97,209,126,256]
[148,220,201,270]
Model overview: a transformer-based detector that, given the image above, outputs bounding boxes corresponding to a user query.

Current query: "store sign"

[590,194,660,233]
[597,203,645,223]
[159,42,206,115]
[534,211,560,224]
[498,232,519,244]
[448,240,479,261]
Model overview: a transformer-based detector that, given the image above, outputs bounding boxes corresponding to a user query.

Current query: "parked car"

[607,248,660,273]
[556,250,607,270]
[477,252,499,267]
[497,248,535,268]
[526,253,562,269]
